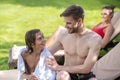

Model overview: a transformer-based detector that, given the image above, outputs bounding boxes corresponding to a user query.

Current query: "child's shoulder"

[21,50,30,58]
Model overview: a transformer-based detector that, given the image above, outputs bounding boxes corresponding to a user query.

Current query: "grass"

[0,0,120,70]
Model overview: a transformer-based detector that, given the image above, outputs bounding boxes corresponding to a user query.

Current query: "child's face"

[34,32,46,49]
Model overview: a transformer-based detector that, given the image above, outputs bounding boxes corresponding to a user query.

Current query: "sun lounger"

[0,70,18,80]
[93,42,120,80]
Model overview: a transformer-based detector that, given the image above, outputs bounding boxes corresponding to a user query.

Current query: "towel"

[17,47,56,80]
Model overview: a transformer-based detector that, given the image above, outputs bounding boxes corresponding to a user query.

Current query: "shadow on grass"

[0,0,120,9]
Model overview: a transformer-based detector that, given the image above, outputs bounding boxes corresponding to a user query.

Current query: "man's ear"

[78,18,83,24]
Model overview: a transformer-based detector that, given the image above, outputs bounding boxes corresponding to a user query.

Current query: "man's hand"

[46,56,59,71]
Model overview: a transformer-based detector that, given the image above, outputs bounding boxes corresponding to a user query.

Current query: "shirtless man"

[46,4,102,80]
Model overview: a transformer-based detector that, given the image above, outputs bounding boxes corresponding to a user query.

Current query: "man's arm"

[80,36,102,73]
[48,35,62,55]
[48,27,65,55]
[46,26,63,48]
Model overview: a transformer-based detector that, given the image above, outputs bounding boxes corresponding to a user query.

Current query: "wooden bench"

[110,12,120,40]
[0,70,18,80]
[8,45,25,69]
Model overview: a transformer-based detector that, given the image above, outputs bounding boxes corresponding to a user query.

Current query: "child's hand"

[28,74,38,80]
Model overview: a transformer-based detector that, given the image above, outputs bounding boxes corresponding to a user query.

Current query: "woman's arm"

[102,24,114,48]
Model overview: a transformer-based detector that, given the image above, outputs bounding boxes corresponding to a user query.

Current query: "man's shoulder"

[57,26,68,37]
[89,32,102,48]
[90,32,102,41]
[87,29,101,37]
[59,26,67,33]
[85,29,102,43]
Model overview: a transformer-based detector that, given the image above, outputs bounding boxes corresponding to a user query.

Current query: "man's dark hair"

[25,29,44,53]
[60,4,84,20]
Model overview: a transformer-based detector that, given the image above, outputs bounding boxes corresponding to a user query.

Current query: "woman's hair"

[25,29,44,53]
[102,5,116,15]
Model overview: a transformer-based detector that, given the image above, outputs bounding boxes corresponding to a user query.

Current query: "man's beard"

[67,26,79,34]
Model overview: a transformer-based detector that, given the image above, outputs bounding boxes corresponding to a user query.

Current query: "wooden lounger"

[0,70,18,80]
[93,42,120,80]
[110,12,120,41]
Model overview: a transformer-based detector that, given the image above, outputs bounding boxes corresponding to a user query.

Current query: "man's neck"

[77,24,86,35]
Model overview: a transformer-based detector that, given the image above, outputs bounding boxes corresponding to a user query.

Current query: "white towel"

[17,48,56,80]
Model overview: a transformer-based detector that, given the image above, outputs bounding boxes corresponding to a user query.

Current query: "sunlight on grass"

[0,3,64,41]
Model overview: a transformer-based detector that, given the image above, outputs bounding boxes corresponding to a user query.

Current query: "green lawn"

[0,0,120,70]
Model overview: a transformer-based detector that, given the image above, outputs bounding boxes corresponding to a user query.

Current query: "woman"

[92,5,115,48]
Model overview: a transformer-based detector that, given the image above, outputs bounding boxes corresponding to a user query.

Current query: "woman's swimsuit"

[92,23,107,38]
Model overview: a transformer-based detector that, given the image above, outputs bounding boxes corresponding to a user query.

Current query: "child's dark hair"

[25,29,44,53]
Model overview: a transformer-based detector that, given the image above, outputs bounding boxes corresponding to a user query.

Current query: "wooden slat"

[0,70,18,80]
[110,12,120,40]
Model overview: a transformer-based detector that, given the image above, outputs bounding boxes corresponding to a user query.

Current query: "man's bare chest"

[62,35,89,56]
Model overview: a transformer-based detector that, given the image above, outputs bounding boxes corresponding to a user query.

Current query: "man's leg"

[92,42,120,80]
[56,71,71,80]
[89,78,97,80]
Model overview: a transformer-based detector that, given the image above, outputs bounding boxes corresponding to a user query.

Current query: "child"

[17,29,56,80]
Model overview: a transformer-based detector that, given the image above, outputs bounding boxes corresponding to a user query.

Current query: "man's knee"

[56,71,71,80]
